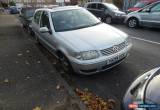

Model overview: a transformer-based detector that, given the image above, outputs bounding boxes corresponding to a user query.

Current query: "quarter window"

[40,11,50,29]
[34,11,42,24]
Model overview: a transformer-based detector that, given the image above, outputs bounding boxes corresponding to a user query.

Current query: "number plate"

[108,56,119,64]
[108,53,126,64]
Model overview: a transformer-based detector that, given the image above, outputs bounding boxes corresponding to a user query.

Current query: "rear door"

[39,11,56,52]
[32,10,42,38]
[97,3,106,18]
[86,3,99,17]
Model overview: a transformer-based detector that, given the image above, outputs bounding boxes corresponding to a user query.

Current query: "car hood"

[128,7,142,12]
[57,23,127,52]
[146,69,160,104]
[113,10,126,15]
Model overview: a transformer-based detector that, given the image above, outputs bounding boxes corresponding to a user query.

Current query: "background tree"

[9,1,16,6]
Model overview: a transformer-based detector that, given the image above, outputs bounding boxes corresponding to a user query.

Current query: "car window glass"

[97,4,106,10]
[87,4,92,8]
[151,3,160,12]
[34,11,42,25]
[91,3,97,9]
[40,11,50,29]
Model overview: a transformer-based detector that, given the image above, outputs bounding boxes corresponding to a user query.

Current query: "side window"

[87,4,92,8]
[34,11,42,24]
[151,3,160,12]
[40,11,50,29]
[91,3,97,9]
[97,4,106,10]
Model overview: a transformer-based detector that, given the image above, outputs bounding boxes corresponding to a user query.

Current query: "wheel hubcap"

[129,19,137,27]
[106,17,111,24]
[60,57,69,72]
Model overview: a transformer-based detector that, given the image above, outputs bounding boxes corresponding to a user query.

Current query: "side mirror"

[145,8,151,12]
[39,27,49,33]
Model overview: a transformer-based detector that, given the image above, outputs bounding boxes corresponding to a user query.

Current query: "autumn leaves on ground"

[75,88,116,110]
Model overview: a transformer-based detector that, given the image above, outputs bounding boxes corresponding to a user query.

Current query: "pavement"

[0,14,86,110]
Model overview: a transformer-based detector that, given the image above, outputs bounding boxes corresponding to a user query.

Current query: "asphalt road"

[61,24,160,108]
[1,14,160,110]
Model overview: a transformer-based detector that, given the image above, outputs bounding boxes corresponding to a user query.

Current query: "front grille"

[100,42,126,56]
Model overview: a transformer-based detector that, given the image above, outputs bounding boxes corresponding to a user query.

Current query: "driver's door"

[39,11,56,52]
[139,3,160,27]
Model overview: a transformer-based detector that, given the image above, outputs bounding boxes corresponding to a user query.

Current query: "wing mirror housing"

[145,8,151,12]
[39,27,50,33]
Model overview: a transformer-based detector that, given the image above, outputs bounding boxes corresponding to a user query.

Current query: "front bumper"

[112,15,126,23]
[69,44,132,75]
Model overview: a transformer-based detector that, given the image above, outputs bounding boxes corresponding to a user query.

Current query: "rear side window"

[87,3,97,9]
[97,4,106,10]
[91,3,97,9]
[34,11,42,24]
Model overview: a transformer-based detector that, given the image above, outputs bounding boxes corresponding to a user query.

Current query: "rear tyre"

[127,18,139,28]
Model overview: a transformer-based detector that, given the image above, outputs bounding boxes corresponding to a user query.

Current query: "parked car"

[9,6,19,14]
[127,0,160,13]
[31,6,132,74]
[19,7,39,35]
[84,2,126,24]
[123,67,160,110]
[125,1,160,28]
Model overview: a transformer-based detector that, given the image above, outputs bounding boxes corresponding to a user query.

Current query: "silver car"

[125,1,160,28]
[31,6,132,75]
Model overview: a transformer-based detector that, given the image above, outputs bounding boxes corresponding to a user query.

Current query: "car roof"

[35,6,81,13]
[85,2,114,5]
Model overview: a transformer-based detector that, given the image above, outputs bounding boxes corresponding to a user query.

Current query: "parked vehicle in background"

[84,2,126,24]
[127,0,160,13]
[31,6,132,75]
[123,67,160,110]
[16,3,23,12]
[19,7,39,35]
[125,1,160,28]
[9,6,19,14]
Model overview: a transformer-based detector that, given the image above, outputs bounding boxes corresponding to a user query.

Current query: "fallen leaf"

[56,85,60,90]
[17,53,23,56]
[25,60,30,65]
[26,50,30,53]
[75,88,116,110]
[4,78,9,83]
[26,76,30,79]
[33,106,41,110]
[56,101,60,104]
[15,61,19,64]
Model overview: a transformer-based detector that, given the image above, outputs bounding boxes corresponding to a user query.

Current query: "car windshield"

[51,8,101,32]
[104,3,119,10]
[134,2,148,8]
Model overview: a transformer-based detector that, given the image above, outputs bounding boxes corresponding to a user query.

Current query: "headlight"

[115,13,121,16]
[75,50,99,60]
[125,37,132,46]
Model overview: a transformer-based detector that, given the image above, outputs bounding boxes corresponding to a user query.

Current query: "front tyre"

[59,54,73,74]
[105,16,112,24]
[127,18,139,28]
